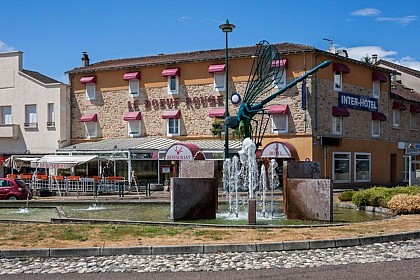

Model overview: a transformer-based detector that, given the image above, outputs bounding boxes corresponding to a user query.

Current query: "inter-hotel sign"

[338,92,378,112]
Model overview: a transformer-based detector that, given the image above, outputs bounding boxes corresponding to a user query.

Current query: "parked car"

[0,178,33,200]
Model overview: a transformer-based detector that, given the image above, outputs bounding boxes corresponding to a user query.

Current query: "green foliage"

[352,186,420,208]
[211,118,223,137]
[338,190,356,201]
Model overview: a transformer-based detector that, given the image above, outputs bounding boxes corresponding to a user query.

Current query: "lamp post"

[219,19,235,160]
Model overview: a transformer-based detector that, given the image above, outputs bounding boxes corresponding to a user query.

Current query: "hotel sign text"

[338,92,378,112]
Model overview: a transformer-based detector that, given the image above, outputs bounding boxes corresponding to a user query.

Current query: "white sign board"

[261,142,292,158]
[165,144,194,160]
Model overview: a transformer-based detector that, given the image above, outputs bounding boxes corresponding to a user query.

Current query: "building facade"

[0,51,70,177]
[66,43,420,188]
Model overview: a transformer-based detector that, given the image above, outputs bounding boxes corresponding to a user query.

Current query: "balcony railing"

[24,122,38,128]
[46,122,55,127]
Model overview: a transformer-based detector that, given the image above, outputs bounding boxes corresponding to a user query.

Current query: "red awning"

[208,64,226,73]
[79,114,97,122]
[123,111,142,121]
[271,59,288,68]
[161,68,180,77]
[392,101,407,110]
[208,108,225,118]
[332,106,350,117]
[410,104,420,113]
[80,76,96,84]
[123,72,140,80]
[333,62,350,74]
[372,72,387,82]
[372,112,387,121]
[161,110,181,119]
[267,104,288,114]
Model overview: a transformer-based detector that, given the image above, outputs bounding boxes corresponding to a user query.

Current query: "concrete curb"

[1,230,419,258]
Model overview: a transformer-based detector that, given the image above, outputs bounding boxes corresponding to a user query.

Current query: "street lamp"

[219,19,235,160]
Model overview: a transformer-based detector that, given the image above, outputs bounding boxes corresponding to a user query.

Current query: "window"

[274,68,286,89]
[1,106,12,125]
[333,72,342,91]
[129,79,139,97]
[47,103,55,127]
[372,120,380,137]
[25,104,37,127]
[372,80,380,99]
[128,120,140,137]
[354,153,371,182]
[410,113,417,130]
[332,116,343,135]
[168,76,179,94]
[214,72,225,91]
[393,109,400,127]
[86,83,96,100]
[84,122,97,139]
[333,152,351,183]
[403,155,415,182]
[167,118,180,136]
[271,114,288,133]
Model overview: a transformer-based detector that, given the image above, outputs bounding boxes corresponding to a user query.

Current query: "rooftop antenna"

[323,37,336,53]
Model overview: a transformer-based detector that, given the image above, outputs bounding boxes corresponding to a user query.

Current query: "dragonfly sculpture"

[225,40,332,147]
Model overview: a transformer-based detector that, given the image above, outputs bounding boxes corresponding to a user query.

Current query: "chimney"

[81,52,90,67]
[372,54,378,64]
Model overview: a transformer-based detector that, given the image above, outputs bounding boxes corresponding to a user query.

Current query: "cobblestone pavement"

[0,239,419,275]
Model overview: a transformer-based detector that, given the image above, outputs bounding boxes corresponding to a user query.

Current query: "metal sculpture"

[226,40,331,147]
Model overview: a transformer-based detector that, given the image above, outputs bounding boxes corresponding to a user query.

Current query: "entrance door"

[390,154,397,183]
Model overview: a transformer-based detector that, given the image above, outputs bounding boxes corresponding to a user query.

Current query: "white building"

[0,51,70,177]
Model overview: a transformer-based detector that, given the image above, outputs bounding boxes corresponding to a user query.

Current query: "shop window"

[271,114,288,133]
[393,109,400,128]
[85,122,97,139]
[410,113,417,130]
[129,79,139,97]
[167,118,180,136]
[86,83,96,100]
[24,104,37,127]
[372,80,380,99]
[1,106,12,125]
[333,152,351,183]
[128,120,140,137]
[333,72,342,91]
[403,155,415,182]
[372,120,381,137]
[332,116,343,135]
[354,153,371,182]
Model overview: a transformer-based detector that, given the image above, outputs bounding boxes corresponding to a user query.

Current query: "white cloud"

[351,8,381,17]
[0,40,15,52]
[177,16,191,22]
[376,16,418,26]
[394,56,420,71]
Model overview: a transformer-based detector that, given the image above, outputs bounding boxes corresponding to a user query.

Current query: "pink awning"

[123,72,140,80]
[333,62,350,74]
[410,104,420,113]
[161,110,181,119]
[372,72,387,82]
[80,76,96,84]
[271,59,288,68]
[123,111,142,121]
[79,114,97,122]
[208,64,226,73]
[372,112,387,121]
[392,101,407,111]
[161,68,180,77]
[267,104,288,114]
[332,106,350,117]
[208,108,225,118]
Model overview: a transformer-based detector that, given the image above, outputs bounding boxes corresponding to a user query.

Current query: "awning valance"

[80,76,96,84]
[123,111,142,121]
[208,64,226,73]
[260,141,298,158]
[372,112,387,121]
[332,106,350,117]
[162,110,181,119]
[267,104,288,114]
[392,101,407,111]
[31,155,97,169]
[208,108,225,118]
[271,59,288,68]
[79,114,97,122]
[161,68,180,77]
[372,72,387,82]
[165,143,205,160]
[410,104,420,113]
[123,72,140,80]
[333,62,350,74]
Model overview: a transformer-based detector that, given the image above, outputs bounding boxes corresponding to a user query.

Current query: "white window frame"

[128,120,141,138]
[214,72,226,91]
[167,118,180,136]
[371,120,381,137]
[393,109,400,127]
[129,79,139,97]
[333,71,342,91]
[354,153,371,183]
[167,75,179,94]
[84,122,97,139]
[273,68,287,89]
[86,83,96,100]
[47,103,55,127]
[332,116,343,135]
[333,152,351,183]
[410,112,417,130]
[271,114,288,133]
[25,104,37,127]
[372,80,380,99]
[1,106,12,125]
[403,155,415,182]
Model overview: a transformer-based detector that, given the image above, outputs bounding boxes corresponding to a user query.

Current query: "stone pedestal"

[248,198,256,225]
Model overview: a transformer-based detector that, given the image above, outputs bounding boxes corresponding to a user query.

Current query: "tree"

[361,55,371,64]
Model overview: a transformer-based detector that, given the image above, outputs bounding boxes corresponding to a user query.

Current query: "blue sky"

[1,0,419,83]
